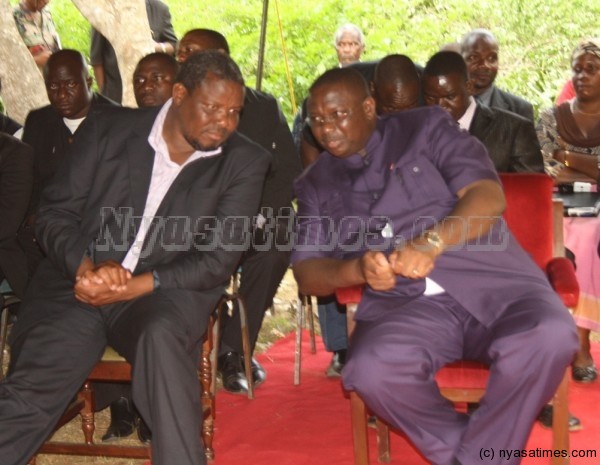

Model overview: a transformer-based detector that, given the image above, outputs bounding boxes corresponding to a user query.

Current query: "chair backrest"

[499,173,554,270]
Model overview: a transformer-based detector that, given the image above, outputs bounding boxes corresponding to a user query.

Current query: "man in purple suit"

[292,68,578,465]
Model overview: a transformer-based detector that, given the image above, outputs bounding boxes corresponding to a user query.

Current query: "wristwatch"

[423,230,445,252]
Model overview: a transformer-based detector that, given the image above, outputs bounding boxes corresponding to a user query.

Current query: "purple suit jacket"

[292,106,556,326]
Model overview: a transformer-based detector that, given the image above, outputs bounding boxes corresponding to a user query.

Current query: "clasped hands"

[360,238,440,291]
[74,259,134,306]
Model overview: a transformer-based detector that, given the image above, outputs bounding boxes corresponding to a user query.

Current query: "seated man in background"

[371,54,421,115]
[178,28,301,395]
[460,29,534,121]
[0,133,33,299]
[423,51,543,173]
[96,51,179,445]
[133,52,178,108]
[19,49,118,277]
[293,67,577,465]
[0,51,271,465]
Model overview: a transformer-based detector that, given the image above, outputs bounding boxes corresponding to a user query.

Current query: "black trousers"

[0,260,216,465]
[219,221,291,356]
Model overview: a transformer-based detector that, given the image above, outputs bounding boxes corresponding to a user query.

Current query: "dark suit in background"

[0,106,270,465]
[469,103,544,173]
[19,93,117,275]
[0,114,22,136]
[487,85,535,121]
[219,87,301,359]
[0,133,32,297]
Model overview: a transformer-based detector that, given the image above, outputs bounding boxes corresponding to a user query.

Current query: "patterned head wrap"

[572,38,600,61]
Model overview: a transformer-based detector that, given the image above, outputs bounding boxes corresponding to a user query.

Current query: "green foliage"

[34,0,600,121]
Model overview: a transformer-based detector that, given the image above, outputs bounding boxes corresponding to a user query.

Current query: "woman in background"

[537,38,600,384]
[13,0,61,70]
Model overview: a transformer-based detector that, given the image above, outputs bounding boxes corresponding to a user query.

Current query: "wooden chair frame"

[294,293,317,385]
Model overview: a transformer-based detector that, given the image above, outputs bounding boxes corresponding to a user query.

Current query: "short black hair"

[310,67,370,99]
[44,49,88,80]
[175,50,244,93]
[183,29,230,55]
[423,51,468,81]
[135,52,179,76]
[374,54,419,85]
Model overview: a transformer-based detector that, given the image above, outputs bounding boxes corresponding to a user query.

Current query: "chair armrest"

[335,285,365,305]
[546,257,579,308]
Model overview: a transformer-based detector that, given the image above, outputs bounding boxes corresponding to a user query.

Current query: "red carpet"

[209,332,600,465]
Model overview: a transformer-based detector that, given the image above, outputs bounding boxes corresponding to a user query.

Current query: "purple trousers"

[343,292,578,465]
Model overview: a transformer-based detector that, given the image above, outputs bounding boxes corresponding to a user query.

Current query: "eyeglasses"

[305,106,359,127]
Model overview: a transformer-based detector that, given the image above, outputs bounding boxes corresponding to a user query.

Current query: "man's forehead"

[468,35,498,52]
[47,62,85,80]
[136,60,171,74]
[338,32,360,43]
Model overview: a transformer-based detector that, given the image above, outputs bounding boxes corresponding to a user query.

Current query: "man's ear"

[466,79,475,96]
[86,76,93,89]
[172,82,188,106]
[363,96,377,120]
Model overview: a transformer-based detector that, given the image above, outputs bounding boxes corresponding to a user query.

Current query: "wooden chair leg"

[350,391,370,465]
[294,295,304,385]
[237,295,254,399]
[552,368,570,465]
[80,382,95,444]
[305,295,317,354]
[201,324,215,461]
[376,418,391,463]
[0,305,8,381]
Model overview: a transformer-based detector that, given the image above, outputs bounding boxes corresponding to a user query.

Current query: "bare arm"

[293,250,396,296]
[390,179,505,279]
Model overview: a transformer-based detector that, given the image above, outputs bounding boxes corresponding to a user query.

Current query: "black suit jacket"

[22,93,117,216]
[0,133,33,296]
[0,114,22,136]
[35,106,271,303]
[469,103,543,173]
[488,85,534,121]
[237,87,301,216]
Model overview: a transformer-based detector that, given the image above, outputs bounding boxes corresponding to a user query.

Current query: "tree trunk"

[71,0,155,107]
[0,0,48,124]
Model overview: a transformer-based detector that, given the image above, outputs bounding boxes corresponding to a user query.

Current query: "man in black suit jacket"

[423,51,543,173]
[460,29,534,121]
[0,133,33,298]
[0,51,270,465]
[19,49,117,276]
[178,29,302,394]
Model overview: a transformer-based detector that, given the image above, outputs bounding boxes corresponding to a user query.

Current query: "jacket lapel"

[126,112,157,222]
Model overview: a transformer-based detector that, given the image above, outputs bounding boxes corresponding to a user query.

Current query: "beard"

[183,133,222,152]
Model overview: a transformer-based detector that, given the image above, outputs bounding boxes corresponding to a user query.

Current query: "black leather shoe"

[249,357,266,386]
[572,365,598,383]
[101,397,136,442]
[218,351,249,394]
[537,405,582,432]
[325,349,347,378]
[137,416,152,445]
